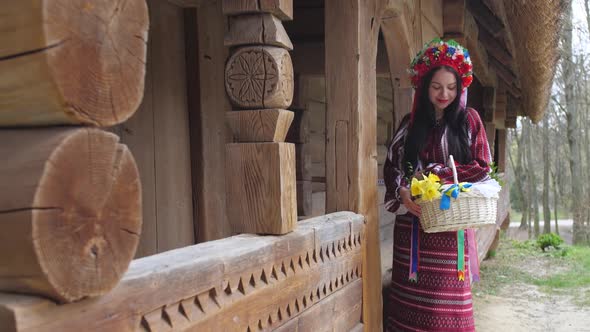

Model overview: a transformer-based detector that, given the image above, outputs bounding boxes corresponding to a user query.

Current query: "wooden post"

[0,128,141,303]
[223,0,297,234]
[485,123,496,153]
[0,0,148,126]
[225,142,297,234]
[192,1,233,241]
[325,0,383,329]
[496,129,507,172]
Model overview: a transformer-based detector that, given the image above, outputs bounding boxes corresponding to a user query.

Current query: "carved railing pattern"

[0,212,364,332]
[140,215,363,331]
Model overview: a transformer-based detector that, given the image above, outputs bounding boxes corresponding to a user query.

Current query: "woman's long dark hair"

[403,66,471,171]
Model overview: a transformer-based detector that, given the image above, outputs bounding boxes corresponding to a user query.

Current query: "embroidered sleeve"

[427,108,491,183]
[384,115,411,213]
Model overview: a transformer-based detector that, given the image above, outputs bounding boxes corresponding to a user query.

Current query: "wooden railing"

[476,173,510,262]
[0,212,365,332]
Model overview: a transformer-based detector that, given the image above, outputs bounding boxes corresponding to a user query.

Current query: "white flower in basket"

[413,155,500,233]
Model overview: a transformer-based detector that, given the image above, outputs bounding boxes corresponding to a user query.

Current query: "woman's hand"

[399,187,421,217]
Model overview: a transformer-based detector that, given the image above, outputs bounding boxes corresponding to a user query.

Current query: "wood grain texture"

[149,0,195,252]
[0,0,148,126]
[494,83,507,128]
[0,128,141,303]
[225,13,293,50]
[275,279,363,332]
[222,0,293,21]
[296,180,312,217]
[195,0,232,241]
[165,0,215,7]
[226,143,297,234]
[286,108,309,144]
[442,0,465,34]
[226,109,294,142]
[496,129,507,171]
[381,1,416,88]
[421,0,443,37]
[225,46,294,109]
[325,0,384,329]
[0,212,364,331]
[295,143,312,181]
[482,87,496,123]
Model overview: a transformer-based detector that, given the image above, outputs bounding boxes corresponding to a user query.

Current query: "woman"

[383,39,492,331]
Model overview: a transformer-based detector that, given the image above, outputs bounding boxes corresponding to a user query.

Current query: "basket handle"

[449,155,458,185]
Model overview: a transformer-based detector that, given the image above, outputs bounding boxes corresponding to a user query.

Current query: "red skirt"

[385,213,475,331]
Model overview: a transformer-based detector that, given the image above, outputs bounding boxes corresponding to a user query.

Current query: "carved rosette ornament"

[225,46,293,109]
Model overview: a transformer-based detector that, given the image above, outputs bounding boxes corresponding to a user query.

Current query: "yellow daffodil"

[428,173,440,183]
[423,183,442,201]
[411,177,424,196]
[410,172,442,200]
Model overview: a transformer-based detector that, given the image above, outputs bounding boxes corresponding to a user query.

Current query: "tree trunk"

[563,2,589,245]
[0,0,148,126]
[552,171,560,235]
[524,120,539,237]
[543,113,551,233]
[509,126,528,229]
[0,128,142,303]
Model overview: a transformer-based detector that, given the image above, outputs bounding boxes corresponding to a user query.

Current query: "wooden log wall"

[0,0,148,126]
[223,0,297,235]
[0,0,148,303]
[0,212,364,332]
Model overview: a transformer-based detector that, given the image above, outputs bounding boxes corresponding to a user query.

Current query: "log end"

[46,0,150,126]
[31,129,142,302]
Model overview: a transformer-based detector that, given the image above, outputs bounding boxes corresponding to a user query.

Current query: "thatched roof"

[499,0,567,122]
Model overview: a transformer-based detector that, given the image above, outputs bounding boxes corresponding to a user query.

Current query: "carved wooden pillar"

[222,0,297,235]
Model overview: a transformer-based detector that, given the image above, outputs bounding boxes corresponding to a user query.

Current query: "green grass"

[473,236,590,306]
[531,246,590,305]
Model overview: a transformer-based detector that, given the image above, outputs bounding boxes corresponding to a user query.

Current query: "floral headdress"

[409,38,473,90]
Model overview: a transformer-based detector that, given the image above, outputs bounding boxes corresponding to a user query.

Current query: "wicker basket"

[416,155,498,233]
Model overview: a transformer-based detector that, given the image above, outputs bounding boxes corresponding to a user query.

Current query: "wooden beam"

[194,0,232,241]
[0,212,364,331]
[442,0,466,35]
[222,0,293,21]
[225,13,293,50]
[290,41,392,76]
[466,0,505,37]
[478,26,512,65]
[449,11,494,87]
[382,9,415,88]
[0,128,141,303]
[325,0,383,330]
[0,0,148,126]
[489,56,517,85]
[166,0,215,7]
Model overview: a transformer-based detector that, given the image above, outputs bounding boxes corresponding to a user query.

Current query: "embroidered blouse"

[383,107,492,214]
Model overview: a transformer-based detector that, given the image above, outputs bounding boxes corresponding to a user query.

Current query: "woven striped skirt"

[385,213,475,331]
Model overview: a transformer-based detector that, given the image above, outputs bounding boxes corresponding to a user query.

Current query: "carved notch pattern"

[139,228,363,332]
[225,47,293,109]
